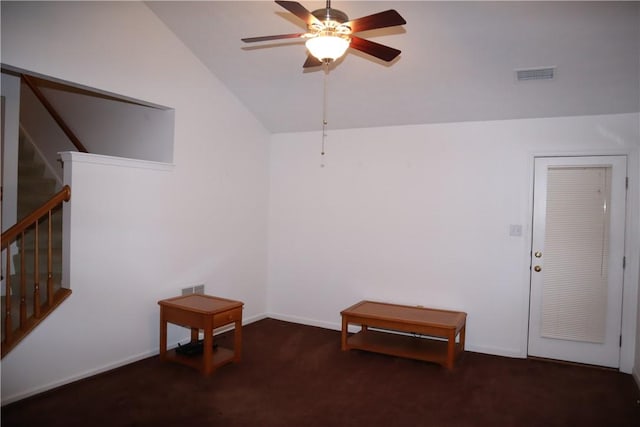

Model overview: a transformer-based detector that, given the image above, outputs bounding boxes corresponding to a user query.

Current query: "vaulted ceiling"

[147,1,640,134]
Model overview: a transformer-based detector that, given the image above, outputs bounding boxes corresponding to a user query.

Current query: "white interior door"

[528,156,627,368]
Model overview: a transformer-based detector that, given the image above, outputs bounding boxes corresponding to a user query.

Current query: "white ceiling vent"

[516,67,556,81]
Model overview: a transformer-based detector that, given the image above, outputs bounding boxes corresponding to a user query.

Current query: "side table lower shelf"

[163,346,235,372]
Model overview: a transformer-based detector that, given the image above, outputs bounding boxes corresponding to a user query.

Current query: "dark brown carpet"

[2,318,639,426]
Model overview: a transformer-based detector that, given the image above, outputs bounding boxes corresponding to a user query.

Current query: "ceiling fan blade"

[303,54,323,68]
[349,36,401,62]
[275,1,322,26]
[344,9,406,33]
[242,33,307,43]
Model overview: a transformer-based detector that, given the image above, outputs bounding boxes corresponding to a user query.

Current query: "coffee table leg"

[233,318,242,363]
[447,330,455,370]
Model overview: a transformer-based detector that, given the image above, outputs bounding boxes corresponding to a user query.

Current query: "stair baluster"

[34,220,41,318]
[47,211,54,305]
[4,246,13,343]
[19,231,27,326]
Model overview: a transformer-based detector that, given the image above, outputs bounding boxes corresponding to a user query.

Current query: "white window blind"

[541,166,611,343]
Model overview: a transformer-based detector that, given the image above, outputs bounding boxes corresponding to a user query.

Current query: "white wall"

[268,113,640,371]
[0,72,21,297]
[636,116,640,386]
[1,72,20,231]
[1,0,638,404]
[1,1,269,403]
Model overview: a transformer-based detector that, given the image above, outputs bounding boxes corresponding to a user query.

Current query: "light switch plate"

[509,224,523,237]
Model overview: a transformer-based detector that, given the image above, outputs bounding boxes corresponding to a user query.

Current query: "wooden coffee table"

[341,300,466,370]
[158,294,243,375]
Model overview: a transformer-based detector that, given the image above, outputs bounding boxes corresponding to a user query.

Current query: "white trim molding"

[59,151,174,172]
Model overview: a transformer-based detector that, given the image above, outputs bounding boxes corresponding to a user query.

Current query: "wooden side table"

[158,294,243,375]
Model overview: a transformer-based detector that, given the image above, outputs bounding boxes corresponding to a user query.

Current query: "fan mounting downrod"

[311,3,348,25]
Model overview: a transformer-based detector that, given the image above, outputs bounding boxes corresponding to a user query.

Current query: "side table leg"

[159,310,167,361]
[460,325,466,352]
[341,316,348,350]
[202,324,213,375]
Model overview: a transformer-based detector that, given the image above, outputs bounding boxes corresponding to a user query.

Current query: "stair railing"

[1,185,71,358]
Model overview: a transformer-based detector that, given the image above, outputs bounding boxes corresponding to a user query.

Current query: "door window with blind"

[541,166,611,343]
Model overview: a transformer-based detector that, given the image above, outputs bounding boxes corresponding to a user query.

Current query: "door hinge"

[620,335,622,347]
[623,256,626,269]
[625,176,629,189]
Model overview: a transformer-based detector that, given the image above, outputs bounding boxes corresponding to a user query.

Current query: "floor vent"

[516,67,556,81]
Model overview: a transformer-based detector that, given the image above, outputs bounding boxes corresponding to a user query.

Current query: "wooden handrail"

[1,186,71,247]
[21,74,89,153]
[2,185,72,357]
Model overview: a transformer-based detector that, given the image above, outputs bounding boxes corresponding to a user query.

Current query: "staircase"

[0,133,70,356]
[16,132,64,295]
[18,133,60,219]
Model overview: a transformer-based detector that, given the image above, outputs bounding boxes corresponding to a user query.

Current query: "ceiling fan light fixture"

[305,35,350,61]
[241,1,406,67]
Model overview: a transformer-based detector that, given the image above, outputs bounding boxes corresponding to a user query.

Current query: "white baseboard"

[3,313,623,405]
[266,312,526,359]
[1,313,268,406]
[266,312,342,332]
[1,348,159,406]
[465,344,526,359]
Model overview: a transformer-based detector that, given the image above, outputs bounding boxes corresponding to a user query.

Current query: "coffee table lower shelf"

[346,330,459,366]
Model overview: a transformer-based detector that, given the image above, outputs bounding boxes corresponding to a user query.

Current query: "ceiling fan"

[241,0,407,68]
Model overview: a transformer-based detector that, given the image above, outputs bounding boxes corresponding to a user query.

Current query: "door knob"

[534,265,542,272]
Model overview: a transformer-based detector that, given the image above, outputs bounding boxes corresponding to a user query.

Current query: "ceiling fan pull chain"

[320,60,329,167]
